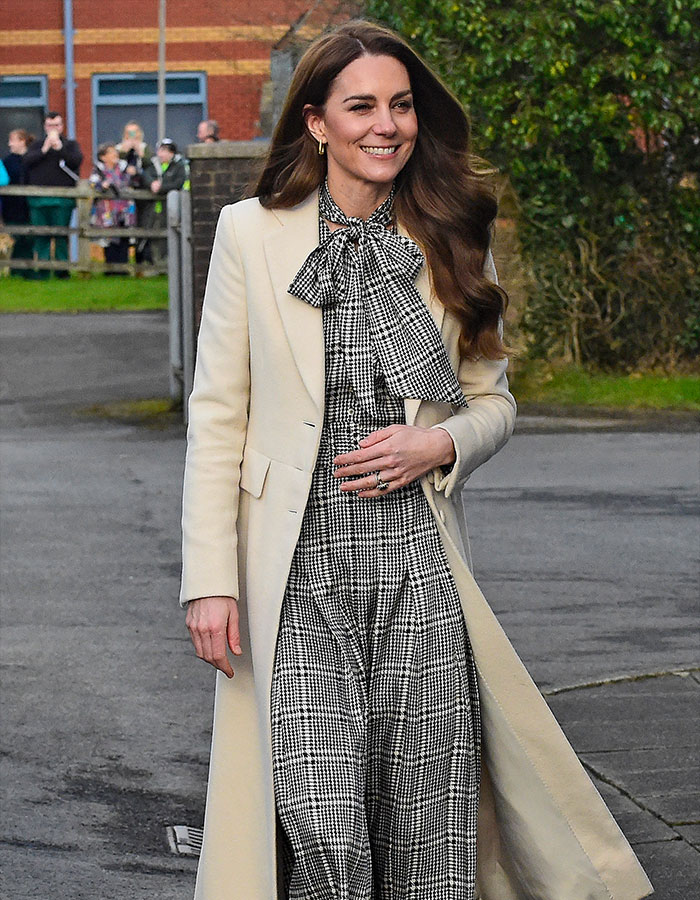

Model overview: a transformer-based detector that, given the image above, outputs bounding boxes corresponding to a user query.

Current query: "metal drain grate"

[166,824,203,857]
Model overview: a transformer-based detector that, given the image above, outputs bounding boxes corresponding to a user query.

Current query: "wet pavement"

[1,312,698,899]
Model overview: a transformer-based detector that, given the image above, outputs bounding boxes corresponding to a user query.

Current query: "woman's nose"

[372,107,398,136]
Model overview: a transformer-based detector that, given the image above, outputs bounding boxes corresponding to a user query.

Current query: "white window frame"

[91,71,207,153]
[0,74,48,109]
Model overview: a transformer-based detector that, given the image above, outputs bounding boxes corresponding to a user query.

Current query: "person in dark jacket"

[3,129,35,277]
[140,138,187,269]
[23,111,83,279]
[116,121,154,265]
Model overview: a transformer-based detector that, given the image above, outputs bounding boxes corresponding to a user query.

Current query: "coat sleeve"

[141,163,156,190]
[62,140,83,172]
[160,160,186,193]
[430,250,517,498]
[180,205,250,606]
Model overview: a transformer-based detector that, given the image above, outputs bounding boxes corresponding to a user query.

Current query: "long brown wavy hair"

[253,20,508,360]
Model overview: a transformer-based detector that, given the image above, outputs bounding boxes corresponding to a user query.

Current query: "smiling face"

[305,54,418,199]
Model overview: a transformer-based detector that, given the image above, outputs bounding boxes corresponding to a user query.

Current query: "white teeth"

[361,146,397,156]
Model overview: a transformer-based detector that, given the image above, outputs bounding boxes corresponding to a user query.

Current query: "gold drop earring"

[318,138,326,156]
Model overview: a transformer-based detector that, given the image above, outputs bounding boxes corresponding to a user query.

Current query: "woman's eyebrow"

[342,89,413,103]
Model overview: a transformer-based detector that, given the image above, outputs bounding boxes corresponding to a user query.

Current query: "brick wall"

[187,140,269,325]
[2,1,358,168]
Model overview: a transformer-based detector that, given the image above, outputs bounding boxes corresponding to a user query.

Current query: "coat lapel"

[263,192,325,412]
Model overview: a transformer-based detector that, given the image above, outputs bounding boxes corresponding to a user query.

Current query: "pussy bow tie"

[289,181,467,412]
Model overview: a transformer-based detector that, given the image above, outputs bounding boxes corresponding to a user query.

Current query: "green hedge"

[366,0,700,371]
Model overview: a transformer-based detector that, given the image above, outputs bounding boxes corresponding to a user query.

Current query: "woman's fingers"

[333,444,386,473]
[186,596,239,678]
[227,608,242,656]
[334,425,453,497]
[335,455,394,479]
[334,438,403,491]
[208,630,234,679]
[339,469,400,494]
[333,425,408,476]
[358,425,402,447]
[356,470,406,497]
[187,617,204,659]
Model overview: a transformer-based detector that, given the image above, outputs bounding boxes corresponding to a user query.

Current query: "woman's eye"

[350,103,371,112]
[394,101,413,111]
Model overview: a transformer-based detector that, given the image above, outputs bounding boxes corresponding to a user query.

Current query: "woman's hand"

[333,424,455,498]
[185,596,242,679]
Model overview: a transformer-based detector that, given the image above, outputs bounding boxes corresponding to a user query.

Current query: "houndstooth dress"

[270,183,481,900]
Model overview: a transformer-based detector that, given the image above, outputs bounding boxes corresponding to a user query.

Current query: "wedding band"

[375,472,390,492]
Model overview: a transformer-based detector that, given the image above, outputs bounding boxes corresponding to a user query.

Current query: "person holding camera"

[116,121,152,180]
[23,111,83,279]
[116,121,153,266]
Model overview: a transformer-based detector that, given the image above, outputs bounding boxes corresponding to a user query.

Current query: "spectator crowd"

[1,114,219,277]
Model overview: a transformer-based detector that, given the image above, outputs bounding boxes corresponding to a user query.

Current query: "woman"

[116,121,153,265]
[116,120,152,179]
[88,143,136,272]
[181,21,652,900]
[2,129,34,277]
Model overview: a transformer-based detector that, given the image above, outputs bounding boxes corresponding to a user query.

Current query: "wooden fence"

[0,183,169,275]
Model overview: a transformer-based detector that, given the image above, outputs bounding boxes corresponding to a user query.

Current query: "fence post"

[179,190,195,423]
[76,183,92,273]
[167,190,183,405]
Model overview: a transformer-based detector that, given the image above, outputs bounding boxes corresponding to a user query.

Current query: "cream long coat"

[180,191,652,900]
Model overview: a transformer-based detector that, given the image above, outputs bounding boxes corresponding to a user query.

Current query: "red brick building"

[0,0,358,174]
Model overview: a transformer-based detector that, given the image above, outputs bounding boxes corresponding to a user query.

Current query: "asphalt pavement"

[1,312,698,899]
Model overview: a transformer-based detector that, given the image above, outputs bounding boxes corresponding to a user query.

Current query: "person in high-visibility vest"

[141,138,188,271]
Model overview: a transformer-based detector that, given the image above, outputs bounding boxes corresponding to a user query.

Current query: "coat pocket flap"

[240,447,271,499]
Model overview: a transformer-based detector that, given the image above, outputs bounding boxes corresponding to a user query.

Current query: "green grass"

[78,398,181,429]
[0,274,168,313]
[2,273,697,413]
[511,363,700,411]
